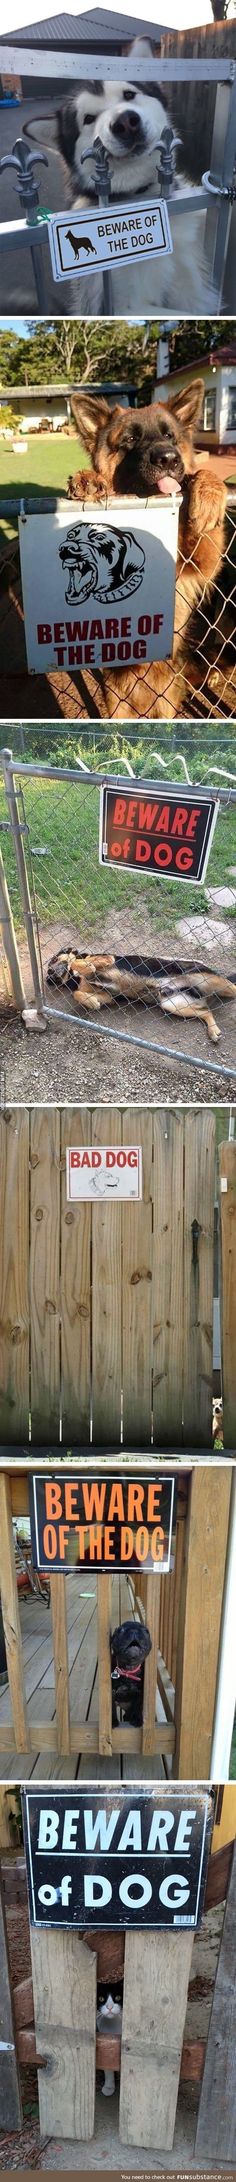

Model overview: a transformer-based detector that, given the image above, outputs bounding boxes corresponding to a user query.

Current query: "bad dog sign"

[19,500,180,674]
[29,1471,176,1573]
[66,1143,142,1201]
[100,785,219,884]
[23,1788,212,1931]
[49,198,173,283]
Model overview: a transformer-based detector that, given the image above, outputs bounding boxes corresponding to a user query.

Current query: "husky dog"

[24,38,216,312]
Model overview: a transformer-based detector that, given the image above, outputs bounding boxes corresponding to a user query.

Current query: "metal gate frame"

[0,48,236,311]
[1,746,236,1086]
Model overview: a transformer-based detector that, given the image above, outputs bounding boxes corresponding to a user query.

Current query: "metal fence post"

[203,66,236,306]
[0,139,49,312]
[0,844,26,1012]
[1,749,45,1018]
[81,138,113,314]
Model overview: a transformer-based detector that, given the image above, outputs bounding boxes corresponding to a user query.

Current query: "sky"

[2,0,235,38]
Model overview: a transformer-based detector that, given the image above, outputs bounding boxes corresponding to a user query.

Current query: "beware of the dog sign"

[23,1788,212,1931]
[48,197,173,282]
[19,499,180,673]
[29,1471,176,1573]
[100,785,219,885]
[66,1143,142,1201]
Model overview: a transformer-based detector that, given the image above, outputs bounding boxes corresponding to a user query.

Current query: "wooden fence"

[1,1833,235,2154]
[162,18,236,179]
[0,1107,235,1449]
[0,1465,232,1772]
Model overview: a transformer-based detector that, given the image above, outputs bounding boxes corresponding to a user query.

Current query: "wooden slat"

[50,1574,70,1754]
[142,1573,161,1756]
[97,1574,112,1757]
[30,1108,60,1443]
[31,1926,96,2140]
[196,1838,236,2160]
[61,1108,91,1444]
[0,1874,22,2128]
[171,1501,185,1688]
[174,1466,231,1778]
[0,1110,29,1441]
[92,1109,122,1443]
[219,1139,236,1448]
[122,1111,153,1447]
[119,1928,193,2150]
[183,1110,215,1445]
[0,1474,28,1750]
[153,1110,184,1444]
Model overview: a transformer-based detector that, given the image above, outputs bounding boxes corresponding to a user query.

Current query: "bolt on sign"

[66,1143,142,1201]
[48,198,173,283]
[29,1472,176,1573]
[100,785,219,884]
[18,500,180,674]
[23,1788,213,1931]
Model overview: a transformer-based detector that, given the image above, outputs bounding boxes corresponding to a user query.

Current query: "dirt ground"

[1,911,236,1103]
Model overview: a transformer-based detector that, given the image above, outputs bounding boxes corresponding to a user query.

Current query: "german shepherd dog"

[67,380,227,720]
[47,948,236,1047]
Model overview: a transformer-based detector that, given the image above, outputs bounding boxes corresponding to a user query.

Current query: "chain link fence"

[0,730,236,1084]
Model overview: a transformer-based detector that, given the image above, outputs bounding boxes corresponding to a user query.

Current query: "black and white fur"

[26,39,216,313]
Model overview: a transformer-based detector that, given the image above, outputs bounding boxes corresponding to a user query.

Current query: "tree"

[211,2,235,19]
[0,320,158,401]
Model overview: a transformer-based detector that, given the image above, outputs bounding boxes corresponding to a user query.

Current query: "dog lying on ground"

[47,948,236,1046]
[24,37,217,313]
[66,381,227,720]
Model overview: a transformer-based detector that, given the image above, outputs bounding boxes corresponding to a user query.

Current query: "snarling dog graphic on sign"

[59,522,145,603]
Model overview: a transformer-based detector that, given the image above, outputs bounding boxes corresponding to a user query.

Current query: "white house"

[155,341,236,450]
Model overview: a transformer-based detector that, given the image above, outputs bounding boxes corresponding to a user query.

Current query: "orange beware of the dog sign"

[19,500,180,672]
[48,198,173,282]
[66,1145,142,1201]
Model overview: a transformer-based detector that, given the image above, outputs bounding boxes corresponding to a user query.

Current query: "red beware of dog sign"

[100,786,219,885]
[66,1144,142,1201]
[19,501,180,673]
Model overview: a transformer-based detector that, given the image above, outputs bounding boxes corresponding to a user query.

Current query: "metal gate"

[0,48,236,311]
[1,746,236,1086]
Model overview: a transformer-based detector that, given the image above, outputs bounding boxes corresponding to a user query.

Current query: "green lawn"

[0,432,89,529]
[0,767,235,942]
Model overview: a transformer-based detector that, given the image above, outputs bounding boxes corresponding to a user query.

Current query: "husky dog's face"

[57,80,166,180]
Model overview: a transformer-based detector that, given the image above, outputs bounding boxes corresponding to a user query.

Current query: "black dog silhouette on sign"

[59,523,146,603]
[66,229,97,260]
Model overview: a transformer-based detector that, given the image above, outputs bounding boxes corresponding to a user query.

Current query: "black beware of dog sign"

[49,198,173,282]
[19,501,180,673]
[23,1788,212,1931]
[29,1471,176,1573]
[100,784,219,884]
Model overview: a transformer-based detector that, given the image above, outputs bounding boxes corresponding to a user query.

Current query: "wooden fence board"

[174,1466,231,1779]
[119,1928,193,2149]
[0,1473,28,1750]
[0,1110,29,1442]
[61,1108,91,1444]
[142,1573,161,1757]
[219,1139,236,1449]
[0,1874,22,2129]
[183,1111,215,1445]
[153,1110,184,1445]
[196,1838,236,2160]
[50,1576,70,1754]
[31,1926,96,2140]
[122,1111,153,1447]
[97,1574,113,1757]
[92,1108,122,1443]
[30,1108,60,1443]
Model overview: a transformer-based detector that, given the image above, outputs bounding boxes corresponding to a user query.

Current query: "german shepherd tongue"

[157,473,182,497]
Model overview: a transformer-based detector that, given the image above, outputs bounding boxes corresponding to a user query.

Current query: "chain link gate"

[1,743,236,1086]
[0,48,236,311]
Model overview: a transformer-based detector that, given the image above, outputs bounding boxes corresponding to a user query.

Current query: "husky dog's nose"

[111,107,143,139]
